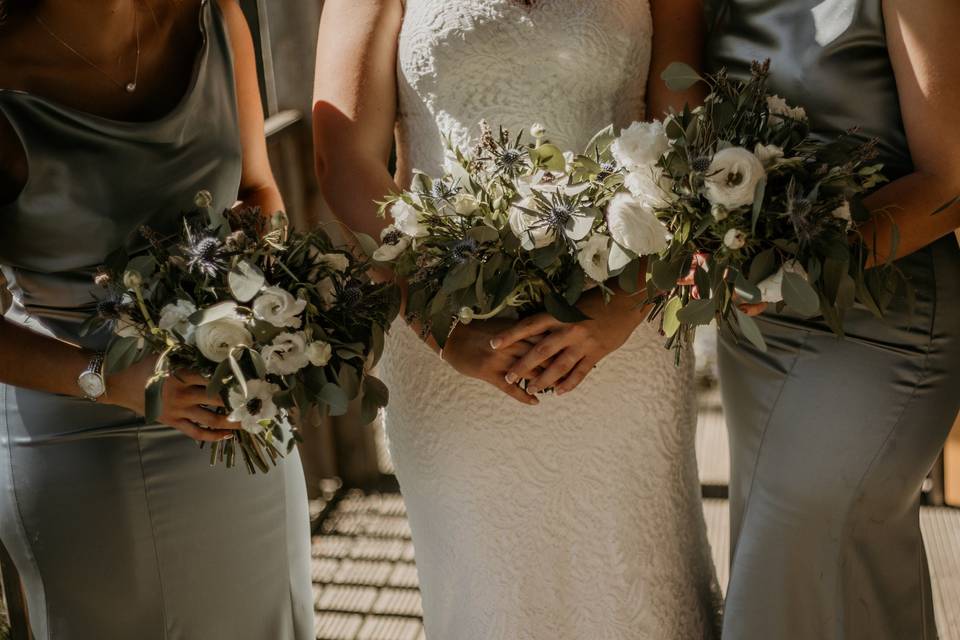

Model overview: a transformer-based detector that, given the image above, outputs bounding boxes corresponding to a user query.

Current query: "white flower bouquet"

[641,61,903,360]
[86,194,400,472]
[373,121,670,346]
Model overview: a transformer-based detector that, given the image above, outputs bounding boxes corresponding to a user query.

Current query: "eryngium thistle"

[184,234,228,278]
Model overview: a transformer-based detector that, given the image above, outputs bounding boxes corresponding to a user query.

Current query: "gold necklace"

[35,2,141,94]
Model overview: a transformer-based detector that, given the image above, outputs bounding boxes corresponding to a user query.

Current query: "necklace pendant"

[125,82,137,93]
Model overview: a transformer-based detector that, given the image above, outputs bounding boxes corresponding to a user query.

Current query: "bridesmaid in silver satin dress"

[0,1,313,638]
[707,1,960,638]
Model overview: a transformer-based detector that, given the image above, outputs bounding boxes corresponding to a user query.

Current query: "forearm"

[0,318,91,397]
[861,170,960,265]
[316,152,399,241]
[238,183,284,220]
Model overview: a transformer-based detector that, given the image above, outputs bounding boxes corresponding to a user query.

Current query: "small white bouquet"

[374,121,671,346]
[86,194,400,472]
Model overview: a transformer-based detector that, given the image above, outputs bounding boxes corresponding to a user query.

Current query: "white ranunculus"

[577,233,612,282]
[832,201,852,228]
[711,205,729,221]
[157,300,197,343]
[754,143,785,167]
[452,194,480,216]
[723,228,748,251]
[757,259,809,303]
[624,166,673,208]
[227,379,280,434]
[606,192,670,257]
[306,340,333,367]
[373,224,412,262]
[767,95,808,123]
[704,147,766,210]
[318,252,350,273]
[390,200,428,238]
[252,286,307,329]
[457,307,475,324]
[315,277,337,310]
[261,332,311,376]
[611,121,670,170]
[509,196,556,250]
[195,317,253,363]
[530,122,547,139]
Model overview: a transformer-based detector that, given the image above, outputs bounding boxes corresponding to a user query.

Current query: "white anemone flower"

[577,234,612,283]
[390,199,429,238]
[227,380,280,434]
[611,121,670,170]
[373,224,412,262]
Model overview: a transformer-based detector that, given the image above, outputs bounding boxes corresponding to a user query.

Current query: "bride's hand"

[441,319,544,406]
[491,290,648,396]
[105,357,240,442]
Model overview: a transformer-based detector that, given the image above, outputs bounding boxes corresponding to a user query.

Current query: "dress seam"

[1,383,50,637]
[136,428,170,638]
[837,246,937,639]
[726,329,810,595]
[282,454,296,639]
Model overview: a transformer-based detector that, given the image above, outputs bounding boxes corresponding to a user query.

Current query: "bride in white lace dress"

[314,1,720,637]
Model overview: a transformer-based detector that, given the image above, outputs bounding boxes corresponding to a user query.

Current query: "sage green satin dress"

[707,1,960,639]
[0,2,314,638]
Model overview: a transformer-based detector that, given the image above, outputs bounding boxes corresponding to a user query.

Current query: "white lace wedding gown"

[381,1,721,638]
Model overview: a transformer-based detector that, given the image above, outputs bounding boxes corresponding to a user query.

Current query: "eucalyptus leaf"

[662,296,683,338]
[661,62,703,92]
[676,297,717,326]
[544,292,590,323]
[353,232,380,259]
[617,259,641,294]
[734,271,762,304]
[360,375,390,425]
[734,308,767,352]
[442,260,478,294]
[144,377,166,423]
[320,383,350,417]
[781,271,821,317]
[228,261,266,302]
[104,337,141,375]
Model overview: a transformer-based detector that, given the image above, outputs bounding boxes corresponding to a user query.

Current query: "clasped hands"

[440,289,648,405]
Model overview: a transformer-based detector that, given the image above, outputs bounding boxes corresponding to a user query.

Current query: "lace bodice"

[395,0,652,185]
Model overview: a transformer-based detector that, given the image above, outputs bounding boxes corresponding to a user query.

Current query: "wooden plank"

[944,412,960,507]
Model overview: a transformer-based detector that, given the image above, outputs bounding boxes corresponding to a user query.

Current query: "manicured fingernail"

[490,338,502,350]
[556,388,566,397]
[222,434,234,441]
[505,373,518,384]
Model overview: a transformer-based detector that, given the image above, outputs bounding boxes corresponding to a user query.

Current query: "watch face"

[78,372,106,399]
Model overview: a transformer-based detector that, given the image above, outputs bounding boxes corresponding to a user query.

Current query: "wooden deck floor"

[310,386,960,640]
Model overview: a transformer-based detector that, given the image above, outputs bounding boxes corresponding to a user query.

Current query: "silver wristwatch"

[78,352,107,401]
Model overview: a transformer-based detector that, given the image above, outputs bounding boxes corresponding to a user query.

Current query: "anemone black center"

[246,398,263,415]
[383,230,405,245]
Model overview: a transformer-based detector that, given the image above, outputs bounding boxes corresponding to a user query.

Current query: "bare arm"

[219,0,284,216]
[312,0,402,240]
[863,1,960,264]
[646,0,707,119]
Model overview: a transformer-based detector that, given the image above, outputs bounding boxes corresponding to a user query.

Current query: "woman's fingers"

[185,407,241,431]
[504,334,568,383]
[174,420,235,443]
[180,386,227,408]
[527,350,584,395]
[490,314,561,351]
[493,377,540,406]
[738,302,767,317]
[174,371,209,387]
[556,357,599,396]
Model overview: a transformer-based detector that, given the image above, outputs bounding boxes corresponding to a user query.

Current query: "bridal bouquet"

[372,121,670,346]
[638,61,900,358]
[85,193,400,473]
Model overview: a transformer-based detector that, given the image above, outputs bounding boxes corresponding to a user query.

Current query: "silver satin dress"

[0,2,314,638]
[707,1,960,639]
